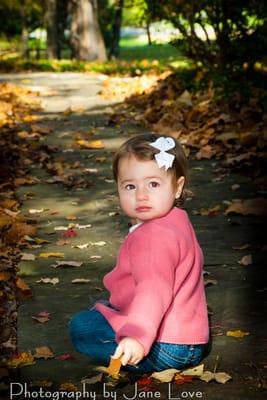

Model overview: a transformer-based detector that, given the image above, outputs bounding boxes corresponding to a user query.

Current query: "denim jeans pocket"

[155,343,204,369]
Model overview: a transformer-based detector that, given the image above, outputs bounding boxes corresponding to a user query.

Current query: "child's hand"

[112,337,145,366]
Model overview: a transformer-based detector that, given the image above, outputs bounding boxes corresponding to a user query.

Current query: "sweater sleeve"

[116,224,179,355]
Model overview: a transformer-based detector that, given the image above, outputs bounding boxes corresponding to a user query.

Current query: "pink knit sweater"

[95,207,209,356]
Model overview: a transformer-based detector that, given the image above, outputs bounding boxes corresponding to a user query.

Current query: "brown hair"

[113,133,189,207]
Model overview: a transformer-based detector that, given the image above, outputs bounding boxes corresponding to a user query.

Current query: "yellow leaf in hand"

[107,357,122,377]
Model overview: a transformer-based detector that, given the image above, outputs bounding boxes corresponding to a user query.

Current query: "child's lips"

[135,206,152,212]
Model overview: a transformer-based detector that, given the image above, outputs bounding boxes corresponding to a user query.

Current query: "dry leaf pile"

[0,83,41,382]
[106,72,266,182]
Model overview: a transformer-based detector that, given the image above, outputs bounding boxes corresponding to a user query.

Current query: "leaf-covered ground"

[0,72,266,399]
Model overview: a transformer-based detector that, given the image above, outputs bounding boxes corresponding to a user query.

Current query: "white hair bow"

[149,137,175,170]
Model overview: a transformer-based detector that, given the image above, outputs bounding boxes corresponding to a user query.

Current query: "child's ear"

[175,176,185,199]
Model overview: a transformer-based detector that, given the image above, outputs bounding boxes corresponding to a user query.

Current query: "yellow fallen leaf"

[226,329,250,338]
[7,352,35,368]
[39,252,64,258]
[107,357,122,377]
[76,139,105,149]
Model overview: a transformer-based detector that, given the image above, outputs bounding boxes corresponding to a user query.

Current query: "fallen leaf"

[231,184,240,191]
[226,329,250,338]
[32,311,50,323]
[238,254,252,266]
[182,364,204,376]
[137,377,153,386]
[0,272,11,281]
[66,215,77,221]
[57,353,74,361]
[76,139,105,149]
[71,278,90,284]
[39,252,64,258]
[51,261,83,268]
[225,198,267,216]
[90,241,106,246]
[150,368,180,383]
[232,244,250,250]
[34,346,54,360]
[107,357,122,377]
[174,374,193,385]
[56,239,70,246]
[36,277,59,285]
[21,253,36,261]
[204,279,218,287]
[7,352,35,368]
[81,373,103,384]
[199,370,232,384]
[73,243,89,249]
[16,277,32,296]
[29,208,44,214]
[62,228,77,238]
[59,383,78,392]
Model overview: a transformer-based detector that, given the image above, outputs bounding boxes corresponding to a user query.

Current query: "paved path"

[1,73,266,400]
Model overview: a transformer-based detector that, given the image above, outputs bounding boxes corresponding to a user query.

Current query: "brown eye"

[125,184,135,190]
[149,181,160,188]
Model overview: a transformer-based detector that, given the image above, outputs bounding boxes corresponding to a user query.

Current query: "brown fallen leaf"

[232,244,250,250]
[238,254,252,266]
[107,357,122,377]
[81,373,103,384]
[225,198,267,216]
[16,277,32,297]
[59,383,78,392]
[34,346,54,360]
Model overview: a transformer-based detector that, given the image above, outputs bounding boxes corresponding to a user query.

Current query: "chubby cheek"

[119,192,134,215]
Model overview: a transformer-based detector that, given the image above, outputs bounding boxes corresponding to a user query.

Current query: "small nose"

[136,186,149,201]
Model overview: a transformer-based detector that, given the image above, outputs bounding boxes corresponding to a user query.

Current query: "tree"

[145,0,267,75]
[44,0,58,59]
[69,0,107,61]
[109,0,124,58]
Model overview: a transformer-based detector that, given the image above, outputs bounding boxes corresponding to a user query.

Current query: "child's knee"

[69,310,90,341]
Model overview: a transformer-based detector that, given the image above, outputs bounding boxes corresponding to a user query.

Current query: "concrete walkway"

[1,73,266,400]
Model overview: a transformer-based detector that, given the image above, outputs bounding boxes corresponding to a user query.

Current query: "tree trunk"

[45,0,58,59]
[70,0,107,61]
[146,21,152,45]
[109,0,124,59]
[20,3,28,58]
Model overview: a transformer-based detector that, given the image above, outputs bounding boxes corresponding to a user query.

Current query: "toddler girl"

[70,133,209,372]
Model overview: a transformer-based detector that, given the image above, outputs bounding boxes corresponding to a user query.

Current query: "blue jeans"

[69,309,206,373]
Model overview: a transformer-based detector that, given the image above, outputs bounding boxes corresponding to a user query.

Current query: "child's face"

[117,155,185,223]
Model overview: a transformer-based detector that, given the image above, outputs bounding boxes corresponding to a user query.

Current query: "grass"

[0,35,193,75]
